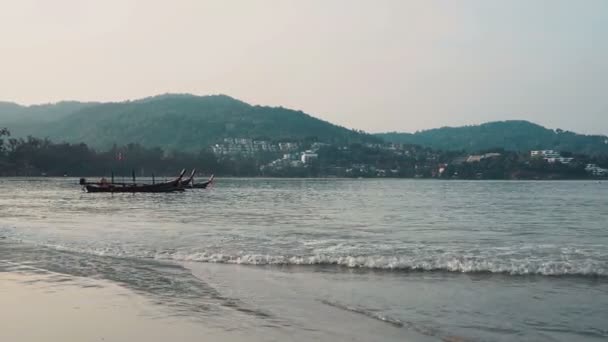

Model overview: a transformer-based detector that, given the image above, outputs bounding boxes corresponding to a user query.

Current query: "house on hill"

[465,153,501,163]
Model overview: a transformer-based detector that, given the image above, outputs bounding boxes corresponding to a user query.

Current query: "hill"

[1,94,379,151]
[0,101,98,137]
[0,101,97,123]
[376,121,608,155]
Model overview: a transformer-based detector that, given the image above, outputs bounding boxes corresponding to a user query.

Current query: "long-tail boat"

[178,169,214,189]
[81,169,187,193]
[190,175,215,189]
[179,169,197,187]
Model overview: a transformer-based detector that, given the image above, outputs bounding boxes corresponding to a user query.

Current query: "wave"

[319,299,404,327]
[160,252,608,277]
[2,230,606,277]
[319,299,454,339]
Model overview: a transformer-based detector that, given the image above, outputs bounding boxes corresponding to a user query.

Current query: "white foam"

[2,227,606,277]
[159,251,607,277]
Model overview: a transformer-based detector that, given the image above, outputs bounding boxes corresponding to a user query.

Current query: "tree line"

[0,128,258,177]
[1,128,607,179]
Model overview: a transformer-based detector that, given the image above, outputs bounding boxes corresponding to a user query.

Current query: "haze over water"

[1,178,607,341]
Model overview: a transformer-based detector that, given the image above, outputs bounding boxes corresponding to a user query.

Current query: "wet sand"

[0,271,251,342]
[0,266,430,342]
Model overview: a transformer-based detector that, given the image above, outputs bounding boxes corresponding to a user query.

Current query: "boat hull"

[85,184,184,193]
[186,175,214,189]
[189,180,212,189]
[84,169,188,193]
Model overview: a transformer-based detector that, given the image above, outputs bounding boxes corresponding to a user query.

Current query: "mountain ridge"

[0,94,379,152]
[376,120,608,155]
[1,94,606,155]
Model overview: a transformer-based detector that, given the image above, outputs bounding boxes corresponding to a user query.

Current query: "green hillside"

[0,101,97,137]
[4,97,605,156]
[376,121,608,155]
[0,101,96,123]
[2,94,379,151]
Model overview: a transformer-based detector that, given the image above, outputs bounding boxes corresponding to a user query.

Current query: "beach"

[0,269,252,342]
[1,178,607,341]
[0,263,432,342]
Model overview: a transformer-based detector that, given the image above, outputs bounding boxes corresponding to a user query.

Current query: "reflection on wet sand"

[0,271,252,342]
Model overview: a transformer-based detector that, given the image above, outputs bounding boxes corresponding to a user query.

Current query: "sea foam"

[159,251,607,277]
[2,226,606,277]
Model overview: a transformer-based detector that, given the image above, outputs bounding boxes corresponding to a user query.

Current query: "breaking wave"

[159,251,608,277]
[2,228,606,277]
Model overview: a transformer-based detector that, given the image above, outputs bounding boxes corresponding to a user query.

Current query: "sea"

[1,178,607,341]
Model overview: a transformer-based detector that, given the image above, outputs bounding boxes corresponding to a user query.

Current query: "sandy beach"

[0,265,427,342]
[0,270,251,342]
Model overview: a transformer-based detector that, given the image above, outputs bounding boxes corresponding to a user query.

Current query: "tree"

[0,128,10,154]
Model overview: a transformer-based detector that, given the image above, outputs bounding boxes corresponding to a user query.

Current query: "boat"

[81,169,187,193]
[188,174,214,189]
[179,169,197,187]
[84,183,185,193]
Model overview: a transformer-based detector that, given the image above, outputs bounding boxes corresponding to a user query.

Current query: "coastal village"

[1,126,606,179]
[209,138,608,179]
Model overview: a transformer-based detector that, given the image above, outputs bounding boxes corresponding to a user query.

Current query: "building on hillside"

[466,155,483,163]
[546,157,574,164]
[278,142,300,152]
[531,150,560,158]
[585,164,608,176]
[211,138,279,156]
[465,153,501,163]
[301,150,318,164]
[483,153,502,159]
[531,150,575,165]
[438,163,448,177]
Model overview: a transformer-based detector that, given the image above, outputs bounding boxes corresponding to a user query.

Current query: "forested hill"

[4,98,605,156]
[376,121,608,155]
[1,94,379,151]
[0,101,97,123]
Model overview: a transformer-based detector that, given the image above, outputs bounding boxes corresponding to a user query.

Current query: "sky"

[0,0,606,134]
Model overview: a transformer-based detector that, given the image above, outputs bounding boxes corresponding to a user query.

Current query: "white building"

[530,150,575,164]
[547,157,574,164]
[301,150,318,164]
[585,164,608,176]
[531,150,560,158]
[466,155,483,163]
[465,153,501,163]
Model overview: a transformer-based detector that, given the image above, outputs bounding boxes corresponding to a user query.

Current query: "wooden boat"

[188,175,214,189]
[179,170,214,189]
[82,169,187,193]
[85,183,185,193]
[179,169,197,187]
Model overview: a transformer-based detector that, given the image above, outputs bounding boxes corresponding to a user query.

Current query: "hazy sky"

[1,0,606,134]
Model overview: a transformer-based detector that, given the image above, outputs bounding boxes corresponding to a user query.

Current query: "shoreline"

[0,263,431,342]
[0,176,605,181]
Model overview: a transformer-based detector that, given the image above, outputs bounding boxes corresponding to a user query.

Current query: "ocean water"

[1,178,607,341]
